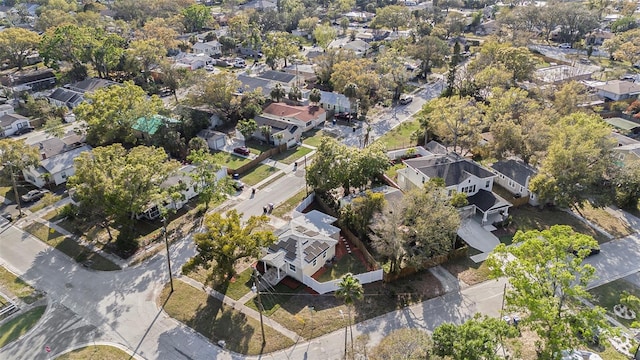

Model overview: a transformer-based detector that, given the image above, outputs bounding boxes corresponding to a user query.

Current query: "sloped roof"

[237,74,271,96]
[404,156,495,187]
[467,189,511,212]
[40,145,91,174]
[595,80,640,96]
[263,103,325,122]
[257,70,297,84]
[162,165,196,189]
[0,113,29,127]
[49,88,83,105]
[132,115,180,135]
[491,160,537,187]
[67,78,117,94]
[605,117,640,131]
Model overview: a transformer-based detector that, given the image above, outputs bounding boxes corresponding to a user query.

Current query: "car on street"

[558,43,572,49]
[21,189,49,202]
[570,245,601,258]
[399,95,413,105]
[205,64,215,71]
[233,146,250,156]
[14,126,35,136]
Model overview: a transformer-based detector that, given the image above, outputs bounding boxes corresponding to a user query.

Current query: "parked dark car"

[233,146,250,156]
[570,246,601,258]
[334,112,354,121]
[14,126,35,136]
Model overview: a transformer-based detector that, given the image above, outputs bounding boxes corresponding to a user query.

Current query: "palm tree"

[270,83,286,102]
[309,88,321,106]
[343,83,359,118]
[335,273,364,356]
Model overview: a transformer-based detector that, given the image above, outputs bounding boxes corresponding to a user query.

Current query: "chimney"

[41,152,46,160]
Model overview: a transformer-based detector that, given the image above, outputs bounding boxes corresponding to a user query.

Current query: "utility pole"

[163,216,174,293]
[252,269,266,345]
[8,164,22,217]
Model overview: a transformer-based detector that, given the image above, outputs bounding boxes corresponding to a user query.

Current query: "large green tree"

[409,35,449,79]
[0,28,40,70]
[530,113,617,208]
[486,225,610,359]
[371,5,411,32]
[181,4,212,33]
[370,183,461,273]
[313,23,337,50]
[262,31,299,69]
[432,314,518,360]
[75,81,164,146]
[182,210,276,282]
[68,144,180,243]
[186,149,233,211]
[306,137,389,195]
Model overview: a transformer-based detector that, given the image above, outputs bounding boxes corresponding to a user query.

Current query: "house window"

[447,189,453,196]
[313,259,317,266]
[306,121,312,127]
[322,251,327,258]
[485,180,490,188]
[60,172,67,179]
[520,186,524,192]
[289,263,296,271]
[508,180,514,188]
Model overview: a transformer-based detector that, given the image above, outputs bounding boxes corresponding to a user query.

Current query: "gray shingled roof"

[467,189,509,212]
[256,70,296,84]
[404,157,494,187]
[491,160,537,187]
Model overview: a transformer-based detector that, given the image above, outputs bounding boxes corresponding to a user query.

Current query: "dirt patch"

[442,257,491,286]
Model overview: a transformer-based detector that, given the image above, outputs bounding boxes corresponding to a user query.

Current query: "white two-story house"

[22,133,90,188]
[397,153,511,224]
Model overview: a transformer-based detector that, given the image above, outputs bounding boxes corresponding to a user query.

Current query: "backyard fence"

[292,192,316,218]
[302,269,384,294]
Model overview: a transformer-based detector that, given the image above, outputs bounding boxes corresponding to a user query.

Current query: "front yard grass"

[159,280,294,355]
[505,205,608,244]
[270,146,313,165]
[23,222,120,271]
[55,345,130,360]
[260,270,445,340]
[374,120,419,150]
[212,151,252,170]
[316,254,368,282]
[588,278,640,328]
[271,190,308,220]
[28,193,62,213]
[0,267,39,304]
[302,129,326,148]
[240,164,280,186]
[575,202,633,239]
[0,306,46,348]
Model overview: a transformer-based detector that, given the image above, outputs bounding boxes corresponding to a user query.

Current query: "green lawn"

[271,190,308,220]
[213,267,254,301]
[0,267,39,304]
[23,222,120,271]
[374,120,420,150]
[55,345,130,360]
[589,278,640,327]
[240,164,280,186]
[212,151,252,169]
[316,254,368,283]
[159,281,294,355]
[575,202,633,240]
[301,129,327,148]
[270,146,313,165]
[0,306,46,348]
[245,140,273,154]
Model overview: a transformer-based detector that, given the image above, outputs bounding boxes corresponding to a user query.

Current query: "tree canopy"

[75,81,164,146]
[0,28,40,70]
[182,210,276,282]
[68,144,180,246]
[487,225,609,359]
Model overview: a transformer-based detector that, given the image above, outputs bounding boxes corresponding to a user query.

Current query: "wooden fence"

[228,144,287,175]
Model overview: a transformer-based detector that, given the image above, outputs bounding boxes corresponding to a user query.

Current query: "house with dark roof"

[0,69,56,92]
[303,89,352,113]
[66,78,118,94]
[237,74,272,97]
[48,88,84,109]
[595,80,640,101]
[256,70,300,87]
[398,153,511,224]
[23,134,91,188]
[260,210,339,286]
[491,159,539,206]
